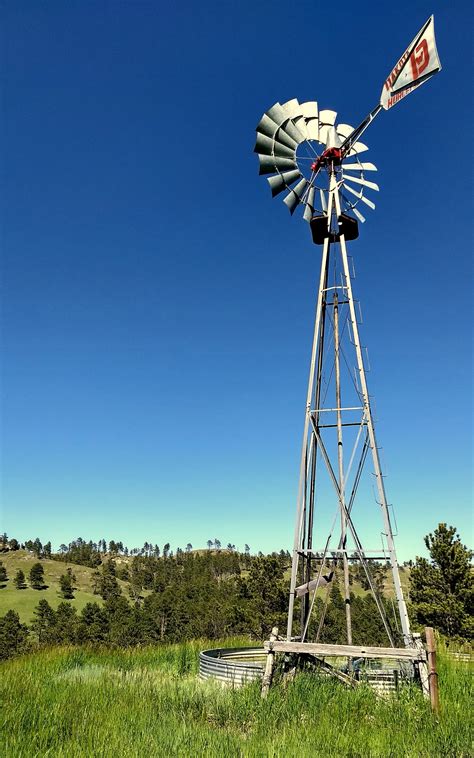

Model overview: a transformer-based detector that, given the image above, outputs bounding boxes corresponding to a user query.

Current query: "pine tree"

[32,599,56,643]
[13,569,27,589]
[0,610,28,660]
[77,602,109,643]
[55,602,78,643]
[32,538,43,558]
[410,523,473,640]
[29,562,45,590]
[92,560,121,601]
[0,562,8,584]
[59,568,76,599]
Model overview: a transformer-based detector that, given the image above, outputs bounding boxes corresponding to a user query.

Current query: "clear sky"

[1,1,472,560]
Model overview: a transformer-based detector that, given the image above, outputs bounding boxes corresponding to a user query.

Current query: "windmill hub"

[310,147,343,172]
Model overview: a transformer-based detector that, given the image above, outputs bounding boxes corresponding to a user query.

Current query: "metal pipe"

[334,290,353,646]
[286,236,330,640]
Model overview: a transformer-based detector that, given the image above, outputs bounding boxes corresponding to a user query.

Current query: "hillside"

[0,548,411,627]
[0,551,127,623]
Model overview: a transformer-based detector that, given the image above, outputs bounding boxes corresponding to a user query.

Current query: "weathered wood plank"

[264,640,426,661]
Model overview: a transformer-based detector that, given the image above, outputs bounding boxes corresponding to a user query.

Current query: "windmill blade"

[319,109,337,125]
[343,182,376,209]
[352,207,366,223]
[306,119,319,141]
[258,154,297,175]
[294,115,309,140]
[254,133,295,159]
[265,102,287,126]
[275,128,298,150]
[256,113,279,139]
[342,174,379,192]
[303,187,315,222]
[282,118,305,144]
[325,126,341,149]
[348,141,369,155]
[267,169,301,197]
[336,123,355,138]
[283,178,308,214]
[281,98,300,116]
[299,101,319,139]
[257,116,298,150]
[299,101,318,119]
[343,162,377,172]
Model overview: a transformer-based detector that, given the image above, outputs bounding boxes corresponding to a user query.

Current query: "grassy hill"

[0,549,411,626]
[0,551,127,623]
[0,639,471,756]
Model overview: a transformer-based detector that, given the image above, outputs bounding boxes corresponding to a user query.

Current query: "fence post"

[425,627,439,714]
[261,627,278,698]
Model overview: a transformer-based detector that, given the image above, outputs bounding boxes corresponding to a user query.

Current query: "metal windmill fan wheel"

[254,99,380,227]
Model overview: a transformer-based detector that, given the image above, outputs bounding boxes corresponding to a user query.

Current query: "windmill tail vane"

[253,15,442,685]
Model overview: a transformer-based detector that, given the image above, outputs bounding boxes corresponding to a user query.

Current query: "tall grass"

[1,639,472,757]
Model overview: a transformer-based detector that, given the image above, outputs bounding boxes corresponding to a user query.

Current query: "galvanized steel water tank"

[199,647,265,686]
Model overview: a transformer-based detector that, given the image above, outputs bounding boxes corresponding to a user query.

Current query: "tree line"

[0,523,471,661]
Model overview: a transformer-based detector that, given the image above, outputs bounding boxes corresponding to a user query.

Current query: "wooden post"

[425,627,439,714]
[261,627,278,698]
[413,632,429,698]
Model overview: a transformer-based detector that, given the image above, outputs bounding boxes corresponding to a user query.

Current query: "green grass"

[0,551,129,623]
[0,639,472,757]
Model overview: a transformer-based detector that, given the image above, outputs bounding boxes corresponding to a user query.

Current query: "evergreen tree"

[55,603,78,643]
[9,538,19,551]
[29,562,45,589]
[77,602,109,643]
[92,559,121,601]
[59,568,76,599]
[244,555,287,638]
[32,538,43,558]
[31,599,56,643]
[0,610,28,660]
[13,569,27,589]
[0,561,8,585]
[410,523,473,640]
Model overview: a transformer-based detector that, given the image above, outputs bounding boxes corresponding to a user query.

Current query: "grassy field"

[0,551,131,623]
[0,639,471,757]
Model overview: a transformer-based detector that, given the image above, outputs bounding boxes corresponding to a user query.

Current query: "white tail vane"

[339,16,441,158]
[380,15,442,110]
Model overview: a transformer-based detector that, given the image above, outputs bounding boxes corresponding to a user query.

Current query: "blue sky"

[1,1,472,560]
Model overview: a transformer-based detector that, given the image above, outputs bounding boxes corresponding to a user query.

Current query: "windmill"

[254,17,442,687]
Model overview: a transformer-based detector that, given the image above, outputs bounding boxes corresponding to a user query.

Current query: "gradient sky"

[1,0,472,560]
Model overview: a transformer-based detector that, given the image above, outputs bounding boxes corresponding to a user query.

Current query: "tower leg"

[338,232,411,643]
[287,237,330,641]
[334,291,352,646]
